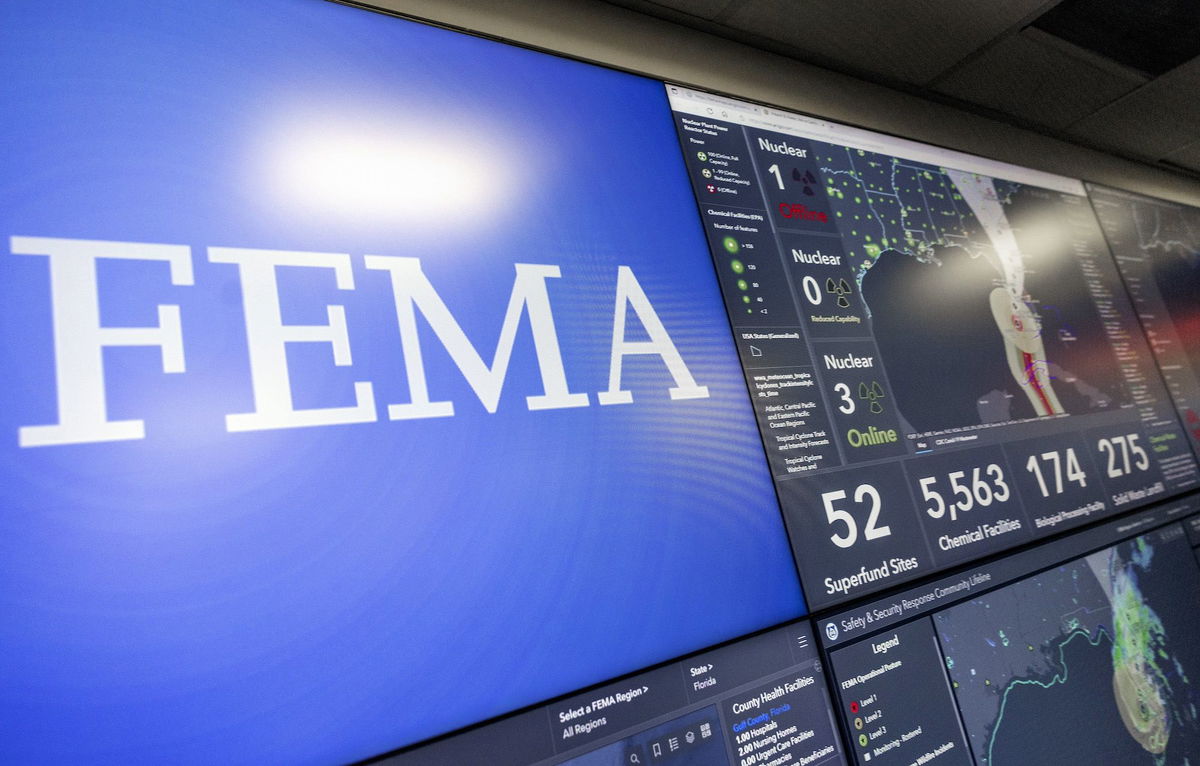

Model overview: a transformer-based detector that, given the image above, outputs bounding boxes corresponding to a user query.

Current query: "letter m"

[365,256,588,418]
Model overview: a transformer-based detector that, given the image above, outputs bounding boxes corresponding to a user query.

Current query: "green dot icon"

[742,295,751,304]
[697,151,708,162]
[858,734,868,747]
[730,259,745,274]
[736,279,748,291]
[722,236,739,254]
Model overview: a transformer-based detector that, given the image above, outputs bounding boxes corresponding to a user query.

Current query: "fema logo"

[824,622,839,641]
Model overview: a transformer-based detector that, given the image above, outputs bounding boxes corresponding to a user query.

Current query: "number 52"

[822,484,890,548]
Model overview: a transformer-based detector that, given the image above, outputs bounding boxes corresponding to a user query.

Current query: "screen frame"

[320,1,1200,759]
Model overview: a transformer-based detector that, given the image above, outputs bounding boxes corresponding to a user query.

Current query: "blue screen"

[0,1,804,762]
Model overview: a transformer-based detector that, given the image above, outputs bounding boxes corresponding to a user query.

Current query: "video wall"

[2,1,1199,764]
[667,88,1197,610]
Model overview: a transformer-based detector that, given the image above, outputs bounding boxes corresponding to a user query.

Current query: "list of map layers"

[701,208,800,328]
[674,113,765,211]
[828,619,971,766]
[735,331,840,478]
[1088,188,1200,461]
[1064,210,1199,490]
[676,112,808,331]
[673,111,843,478]
[1105,237,1200,443]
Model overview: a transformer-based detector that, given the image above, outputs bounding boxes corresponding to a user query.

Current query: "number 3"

[834,382,855,414]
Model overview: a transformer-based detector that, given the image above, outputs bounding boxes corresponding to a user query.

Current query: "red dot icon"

[849,701,860,714]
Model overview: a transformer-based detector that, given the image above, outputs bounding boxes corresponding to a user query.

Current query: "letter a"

[597,266,708,405]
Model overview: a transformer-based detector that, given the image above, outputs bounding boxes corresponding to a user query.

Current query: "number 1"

[767,163,785,190]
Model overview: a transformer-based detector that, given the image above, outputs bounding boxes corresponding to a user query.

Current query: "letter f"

[13,236,193,446]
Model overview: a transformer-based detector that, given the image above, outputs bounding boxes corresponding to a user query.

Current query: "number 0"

[802,275,822,305]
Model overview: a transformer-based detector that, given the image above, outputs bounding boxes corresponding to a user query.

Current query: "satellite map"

[810,144,1130,435]
[933,527,1200,765]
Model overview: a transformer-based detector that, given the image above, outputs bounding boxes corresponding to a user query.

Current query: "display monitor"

[387,621,845,766]
[666,86,1200,609]
[1087,183,1200,458]
[0,1,804,761]
[820,494,1200,766]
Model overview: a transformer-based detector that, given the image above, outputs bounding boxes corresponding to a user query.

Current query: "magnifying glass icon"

[629,754,641,765]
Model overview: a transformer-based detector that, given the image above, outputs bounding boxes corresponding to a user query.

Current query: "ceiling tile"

[717,0,1051,85]
[648,0,733,19]
[604,0,733,21]
[1162,140,1200,173]
[1032,0,1200,78]
[934,31,1142,130]
[1067,57,1200,159]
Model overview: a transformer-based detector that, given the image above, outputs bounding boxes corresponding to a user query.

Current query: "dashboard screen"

[386,622,845,766]
[0,1,804,761]
[1087,183,1200,457]
[935,526,1200,765]
[667,86,1200,609]
[820,495,1200,766]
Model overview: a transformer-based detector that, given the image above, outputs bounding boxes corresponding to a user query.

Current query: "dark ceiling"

[601,0,1200,178]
